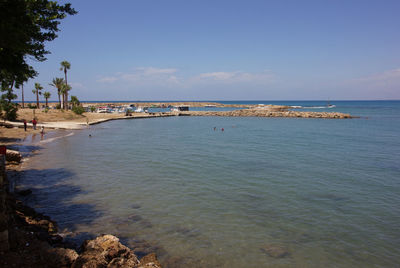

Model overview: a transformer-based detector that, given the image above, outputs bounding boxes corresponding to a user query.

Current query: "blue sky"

[23,0,400,101]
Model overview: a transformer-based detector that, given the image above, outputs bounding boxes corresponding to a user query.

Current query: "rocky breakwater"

[178,106,354,119]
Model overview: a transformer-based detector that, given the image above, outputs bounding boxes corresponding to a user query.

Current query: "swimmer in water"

[221,128,224,132]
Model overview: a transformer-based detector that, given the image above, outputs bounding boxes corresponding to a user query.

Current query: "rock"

[6,150,22,163]
[72,234,140,268]
[138,253,162,268]
[261,244,290,258]
[17,189,32,196]
[47,247,79,267]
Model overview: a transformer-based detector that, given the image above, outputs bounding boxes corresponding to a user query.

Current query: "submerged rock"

[261,244,290,258]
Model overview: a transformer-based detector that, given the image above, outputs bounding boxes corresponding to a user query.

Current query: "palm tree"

[17,74,29,108]
[61,83,71,109]
[49,77,64,108]
[70,95,80,107]
[32,83,43,108]
[21,83,25,108]
[60,61,71,110]
[43,92,51,107]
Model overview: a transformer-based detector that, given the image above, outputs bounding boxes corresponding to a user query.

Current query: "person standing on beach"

[23,119,27,131]
[32,118,37,130]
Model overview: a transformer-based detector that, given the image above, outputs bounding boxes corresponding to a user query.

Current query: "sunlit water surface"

[19,101,400,267]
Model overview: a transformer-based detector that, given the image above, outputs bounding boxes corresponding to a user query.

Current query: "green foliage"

[0,83,18,121]
[27,103,36,109]
[60,61,71,74]
[60,83,71,95]
[32,82,43,107]
[43,91,51,99]
[49,77,64,107]
[70,95,80,107]
[56,103,61,109]
[0,0,76,87]
[90,106,96,113]
[72,105,84,115]
[0,0,76,116]
[43,91,51,106]
[44,107,49,113]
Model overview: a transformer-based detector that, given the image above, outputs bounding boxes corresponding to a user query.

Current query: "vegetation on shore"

[0,0,77,120]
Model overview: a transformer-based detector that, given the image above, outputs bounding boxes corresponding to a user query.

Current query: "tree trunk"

[36,91,39,108]
[64,70,68,110]
[45,98,48,107]
[65,92,68,110]
[58,90,61,107]
[22,83,24,108]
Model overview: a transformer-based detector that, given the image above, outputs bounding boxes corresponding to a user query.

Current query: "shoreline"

[3,103,355,131]
[0,102,355,267]
[0,133,163,267]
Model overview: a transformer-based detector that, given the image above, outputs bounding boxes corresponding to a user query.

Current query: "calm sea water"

[18,101,400,267]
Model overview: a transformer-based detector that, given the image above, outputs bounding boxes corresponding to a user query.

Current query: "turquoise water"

[19,101,400,267]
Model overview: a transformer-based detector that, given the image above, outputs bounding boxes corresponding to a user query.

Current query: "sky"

[23,0,400,101]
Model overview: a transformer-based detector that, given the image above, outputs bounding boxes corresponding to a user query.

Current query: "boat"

[135,107,144,113]
[135,107,149,113]
[97,106,109,113]
[327,101,336,108]
[171,105,189,112]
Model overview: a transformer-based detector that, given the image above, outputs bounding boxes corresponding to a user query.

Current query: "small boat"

[97,106,109,113]
[135,107,149,113]
[327,101,336,108]
[171,105,189,112]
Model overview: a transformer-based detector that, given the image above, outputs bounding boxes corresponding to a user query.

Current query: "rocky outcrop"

[6,149,22,163]
[72,235,139,267]
[1,150,162,268]
[72,235,161,268]
[2,194,163,268]
[179,108,353,119]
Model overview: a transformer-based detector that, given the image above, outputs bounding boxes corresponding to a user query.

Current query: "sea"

[15,100,400,267]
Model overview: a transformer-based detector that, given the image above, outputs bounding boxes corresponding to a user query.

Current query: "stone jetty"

[175,106,354,119]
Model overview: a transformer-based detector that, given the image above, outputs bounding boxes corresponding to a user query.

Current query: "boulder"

[138,253,162,268]
[72,234,140,268]
[6,150,22,163]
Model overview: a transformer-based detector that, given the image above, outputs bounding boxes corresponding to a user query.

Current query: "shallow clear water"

[19,101,400,267]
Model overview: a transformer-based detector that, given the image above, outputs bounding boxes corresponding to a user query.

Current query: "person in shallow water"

[40,126,45,139]
[23,119,27,131]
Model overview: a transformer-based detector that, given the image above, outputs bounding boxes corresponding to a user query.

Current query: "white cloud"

[69,82,86,90]
[192,70,277,85]
[354,68,400,83]
[97,76,118,83]
[198,72,237,80]
[97,67,180,85]
[346,68,400,99]
[96,67,278,94]
[136,67,177,76]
